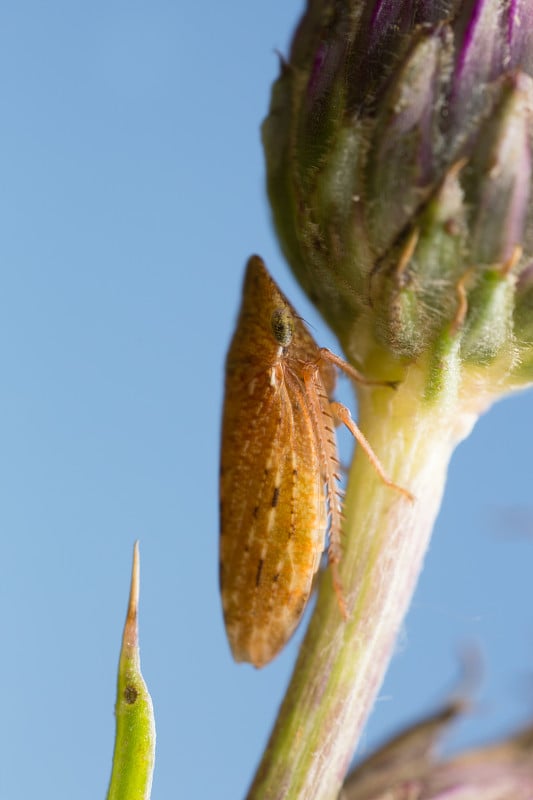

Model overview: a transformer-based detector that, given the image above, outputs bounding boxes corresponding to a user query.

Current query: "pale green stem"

[246,363,491,800]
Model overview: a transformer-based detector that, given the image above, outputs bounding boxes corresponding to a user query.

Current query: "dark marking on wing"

[256,558,264,587]
[272,486,280,507]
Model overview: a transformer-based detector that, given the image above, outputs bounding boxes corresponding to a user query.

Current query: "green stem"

[246,364,484,800]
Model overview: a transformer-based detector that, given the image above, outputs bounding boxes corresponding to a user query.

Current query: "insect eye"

[271,308,294,347]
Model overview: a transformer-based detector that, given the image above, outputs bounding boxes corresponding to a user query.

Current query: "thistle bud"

[263,0,533,390]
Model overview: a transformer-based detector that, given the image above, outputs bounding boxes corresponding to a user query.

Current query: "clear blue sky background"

[1,3,532,799]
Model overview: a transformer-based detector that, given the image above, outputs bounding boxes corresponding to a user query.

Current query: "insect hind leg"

[330,401,414,502]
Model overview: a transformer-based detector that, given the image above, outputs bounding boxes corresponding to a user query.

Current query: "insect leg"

[330,401,415,502]
[318,348,398,389]
[300,364,348,620]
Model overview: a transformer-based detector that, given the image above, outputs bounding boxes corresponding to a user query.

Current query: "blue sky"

[1,3,532,799]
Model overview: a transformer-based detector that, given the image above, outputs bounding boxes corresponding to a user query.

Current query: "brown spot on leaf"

[123,685,138,704]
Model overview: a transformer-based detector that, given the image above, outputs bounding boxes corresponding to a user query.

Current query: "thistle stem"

[246,364,483,800]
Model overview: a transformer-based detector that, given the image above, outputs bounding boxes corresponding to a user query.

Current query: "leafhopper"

[219,255,412,668]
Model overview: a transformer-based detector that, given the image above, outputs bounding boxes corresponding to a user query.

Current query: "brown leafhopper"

[219,255,412,668]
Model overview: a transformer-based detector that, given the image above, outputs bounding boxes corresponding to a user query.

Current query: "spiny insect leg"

[330,401,415,502]
[300,363,348,620]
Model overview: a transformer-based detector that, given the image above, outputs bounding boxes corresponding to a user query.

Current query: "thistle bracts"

[263,0,533,396]
[342,699,533,800]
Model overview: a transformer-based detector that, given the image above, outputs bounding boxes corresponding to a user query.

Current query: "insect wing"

[220,360,327,668]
